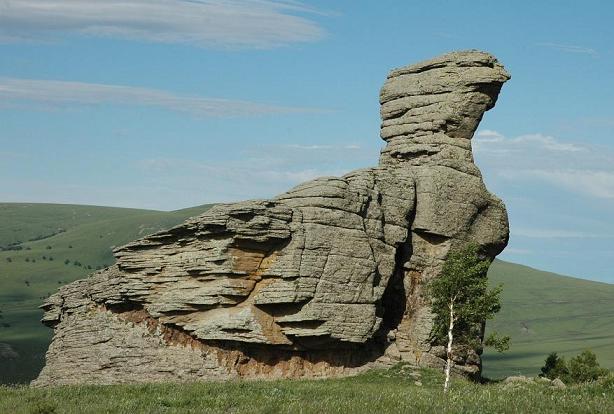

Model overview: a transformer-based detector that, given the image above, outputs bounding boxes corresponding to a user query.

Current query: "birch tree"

[428,244,509,392]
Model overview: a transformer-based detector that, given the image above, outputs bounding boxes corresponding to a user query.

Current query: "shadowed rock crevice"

[34,50,510,386]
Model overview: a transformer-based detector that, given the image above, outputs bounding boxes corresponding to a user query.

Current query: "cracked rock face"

[34,50,510,386]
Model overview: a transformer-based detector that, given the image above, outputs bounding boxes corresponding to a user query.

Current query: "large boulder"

[34,50,510,385]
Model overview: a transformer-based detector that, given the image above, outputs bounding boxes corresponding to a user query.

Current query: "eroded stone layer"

[35,50,510,386]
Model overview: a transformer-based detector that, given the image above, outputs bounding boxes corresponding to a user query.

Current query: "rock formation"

[34,50,510,386]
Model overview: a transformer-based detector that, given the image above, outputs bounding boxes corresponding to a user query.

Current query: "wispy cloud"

[474,130,585,152]
[535,42,598,57]
[512,227,614,239]
[500,169,614,200]
[136,155,349,205]
[0,0,326,49]
[135,141,371,206]
[0,77,322,116]
[285,144,361,151]
[474,129,614,200]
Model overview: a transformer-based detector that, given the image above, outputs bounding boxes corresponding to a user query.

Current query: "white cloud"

[512,227,614,239]
[475,129,504,142]
[286,144,333,150]
[502,169,614,200]
[474,129,614,200]
[136,155,350,207]
[0,77,321,116]
[536,42,598,57]
[0,0,326,49]
[512,134,585,152]
[474,131,585,152]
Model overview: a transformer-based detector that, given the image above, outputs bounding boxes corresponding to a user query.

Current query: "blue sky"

[1,0,613,283]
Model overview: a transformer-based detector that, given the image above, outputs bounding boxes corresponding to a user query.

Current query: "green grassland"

[2,366,613,414]
[483,260,614,378]
[1,202,613,385]
[0,203,213,384]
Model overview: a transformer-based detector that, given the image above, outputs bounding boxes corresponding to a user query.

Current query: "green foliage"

[540,352,569,380]
[540,350,608,384]
[599,372,614,389]
[484,332,510,353]
[568,350,608,383]
[428,244,502,346]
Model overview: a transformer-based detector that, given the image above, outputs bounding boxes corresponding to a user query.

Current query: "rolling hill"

[0,203,612,384]
[483,260,614,378]
[0,203,214,384]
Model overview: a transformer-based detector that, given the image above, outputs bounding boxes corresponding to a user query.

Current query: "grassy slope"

[1,366,613,414]
[483,260,614,378]
[1,203,612,384]
[0,203,213,384]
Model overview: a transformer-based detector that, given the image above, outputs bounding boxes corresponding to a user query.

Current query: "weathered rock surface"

[34,50,510,386]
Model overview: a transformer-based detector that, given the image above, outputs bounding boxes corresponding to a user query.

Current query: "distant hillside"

[0,203,214,384]
[0,203,612,383]
[483,260,614,378]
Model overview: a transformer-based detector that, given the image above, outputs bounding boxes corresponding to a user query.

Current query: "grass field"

[1,366,613,414]
[483,260,614,378]
[1,202,613,385]
[0,203,213,384]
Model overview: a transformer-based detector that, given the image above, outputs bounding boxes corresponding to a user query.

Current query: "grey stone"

[34,50,510,386]
[551,378,567,389]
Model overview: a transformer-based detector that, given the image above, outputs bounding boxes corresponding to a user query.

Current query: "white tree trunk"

[444,301,454,392]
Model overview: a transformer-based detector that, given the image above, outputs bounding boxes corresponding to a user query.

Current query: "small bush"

[568,350,608,383]
[5,258,11,263]
[599,373,614,389]
[541,350,609,384]
[64,259,70,265]
[540,352,568,380]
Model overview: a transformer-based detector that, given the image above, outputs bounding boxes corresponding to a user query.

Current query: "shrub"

[541,350,609,383]
[599,372,614,389]
[64,259,70,265]
[540,352,569,380]
[568,350,608,383]
[5,257,11,263]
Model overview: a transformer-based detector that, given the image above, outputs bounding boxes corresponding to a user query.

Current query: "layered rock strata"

[34,50,510,385]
